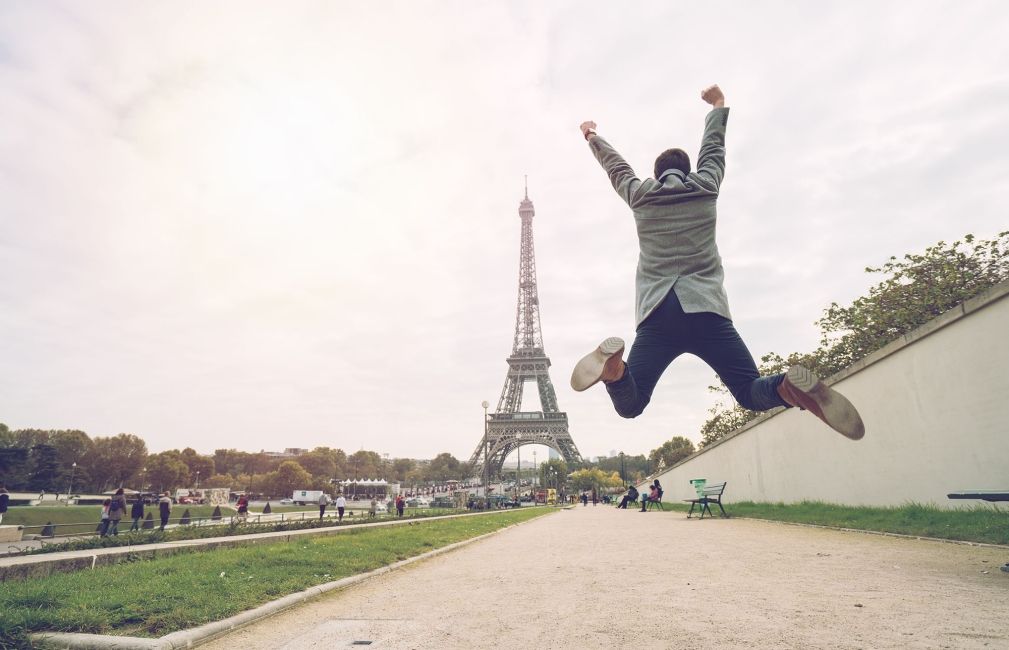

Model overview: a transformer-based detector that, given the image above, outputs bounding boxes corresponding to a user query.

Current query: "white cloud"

[1,0,1007,461]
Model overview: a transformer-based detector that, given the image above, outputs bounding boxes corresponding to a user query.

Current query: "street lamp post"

[141,467,147,494]
[66,462,77,502]
[620,452,626,488]
[533,450,537,490]
[481,401,490,506]
[516,434,522,502]
[195,470,200,490]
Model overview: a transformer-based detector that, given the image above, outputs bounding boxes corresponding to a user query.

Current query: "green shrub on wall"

[701,232,1009,447]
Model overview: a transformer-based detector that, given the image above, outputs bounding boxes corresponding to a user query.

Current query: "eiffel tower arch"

[469,183,583,478]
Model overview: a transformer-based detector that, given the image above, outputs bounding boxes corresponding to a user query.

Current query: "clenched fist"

[701,85,725,108]
[579,120,597,139]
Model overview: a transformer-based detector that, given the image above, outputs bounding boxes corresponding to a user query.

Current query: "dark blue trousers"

[606,289,788,418]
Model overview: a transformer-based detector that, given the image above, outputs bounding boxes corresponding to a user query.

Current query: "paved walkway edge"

[30,511,555,650]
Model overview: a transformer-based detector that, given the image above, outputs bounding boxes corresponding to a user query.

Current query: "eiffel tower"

[469,182,583,478]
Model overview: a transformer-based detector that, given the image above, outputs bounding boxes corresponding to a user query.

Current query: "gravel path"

[202,506,1009,649]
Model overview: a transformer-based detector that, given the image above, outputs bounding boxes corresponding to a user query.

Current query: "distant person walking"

[158,492,172,531]
[98,499,111,537]
[580,492,588,507]
[571,84,864,442]
[369,497,377,518]
[108,488,127,536]
[591,488,598,506]
[318,492,330,520]
[236,494,249,521]
[395,495,405,517]
[336,494,346,522]
[129,495,145,532]
[0,486,10,524]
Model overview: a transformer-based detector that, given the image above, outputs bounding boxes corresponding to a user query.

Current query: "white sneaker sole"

[786,366,865,440]
[571,337,625,392]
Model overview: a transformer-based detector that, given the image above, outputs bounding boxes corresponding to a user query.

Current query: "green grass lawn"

[0,508,551,646]
[648,499,1008,545]
[2,505,240,536]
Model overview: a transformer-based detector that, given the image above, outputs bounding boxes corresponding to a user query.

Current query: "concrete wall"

[651,280,1009,508]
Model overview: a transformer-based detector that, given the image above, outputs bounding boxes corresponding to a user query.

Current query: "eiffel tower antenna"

[469,182,583,479]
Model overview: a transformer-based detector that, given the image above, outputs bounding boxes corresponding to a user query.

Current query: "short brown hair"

[654,148,690,178]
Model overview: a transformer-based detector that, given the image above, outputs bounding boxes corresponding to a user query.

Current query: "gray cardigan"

[589,107,732,324]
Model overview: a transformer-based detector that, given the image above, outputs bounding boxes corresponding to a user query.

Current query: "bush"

[179,509,191,525]
[701,232,1009,446]
[262,502,272,514]
[211,505,222,521]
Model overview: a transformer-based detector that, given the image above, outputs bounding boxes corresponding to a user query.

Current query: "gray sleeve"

[588,135,643,207]
[696,107,729,190]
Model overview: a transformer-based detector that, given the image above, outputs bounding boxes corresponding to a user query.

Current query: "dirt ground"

[201,506,1009,649]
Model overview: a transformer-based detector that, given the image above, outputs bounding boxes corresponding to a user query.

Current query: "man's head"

[654,148,691,179]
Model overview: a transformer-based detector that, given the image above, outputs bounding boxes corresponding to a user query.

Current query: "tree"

[145,451,189,493]
[49,430,94,490]
[700,231,1009,446]
[297,449,338,479]
[539,458,568,489]
[212,449,278,477]
[347,450,381,479]
[568,468,622,491]
[202,473,234,488]
[648,437,695,472]
[592,453,649,483]
[425,453,463,482]
[391,458,416,482]
[267,461,313,497]
[82,434,148,491]
[180,448,215,486]
[0,447,29,488]
[28,444,60,491]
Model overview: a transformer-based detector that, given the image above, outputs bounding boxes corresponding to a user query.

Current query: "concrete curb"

[29,511,553,649]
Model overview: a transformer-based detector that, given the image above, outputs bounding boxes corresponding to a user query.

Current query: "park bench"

[946,490,1009,503]
[947,490,1009,574]
[685,482,728,519]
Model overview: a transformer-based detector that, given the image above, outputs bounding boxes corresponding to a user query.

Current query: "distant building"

[262,448,309,459]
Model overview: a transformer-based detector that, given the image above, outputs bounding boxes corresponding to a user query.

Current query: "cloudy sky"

[1,1,1007,463]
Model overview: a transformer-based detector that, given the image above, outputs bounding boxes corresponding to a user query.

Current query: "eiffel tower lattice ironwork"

[469,183,583,478]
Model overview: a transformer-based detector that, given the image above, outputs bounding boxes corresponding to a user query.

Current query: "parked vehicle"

[430,496,455,508]
[292,490,327,506]
[279,498,294,505]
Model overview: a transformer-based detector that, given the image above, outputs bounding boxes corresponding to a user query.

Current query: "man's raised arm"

[580,120,641,207]
[695,84,730,191]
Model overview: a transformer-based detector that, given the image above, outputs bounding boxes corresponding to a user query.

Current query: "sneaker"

[571,337,625,392]
[777,365,865,440]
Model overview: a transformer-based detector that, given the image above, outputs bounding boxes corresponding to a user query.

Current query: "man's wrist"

[584,130,597,141]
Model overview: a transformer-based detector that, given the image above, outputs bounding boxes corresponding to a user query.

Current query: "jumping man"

[571,85,864,440]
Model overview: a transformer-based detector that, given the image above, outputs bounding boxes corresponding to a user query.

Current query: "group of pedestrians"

[98,489,174,536]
